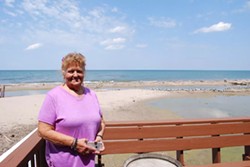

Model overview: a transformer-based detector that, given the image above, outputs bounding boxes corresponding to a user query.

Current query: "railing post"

[2,85,5,98]
[0,85,5,98]
[243,145,250,161]
[212,148,221,163]
[176,150,184,165]
[212,122,221,163]
[176,124,184,166]
[37,139,48,167]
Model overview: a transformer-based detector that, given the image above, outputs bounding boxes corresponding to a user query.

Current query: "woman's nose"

[73,71,78,76]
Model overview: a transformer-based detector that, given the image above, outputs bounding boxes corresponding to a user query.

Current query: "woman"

[38,52,105,167]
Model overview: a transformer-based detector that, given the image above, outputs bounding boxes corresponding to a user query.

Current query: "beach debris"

[230,80,250,86]
[0,133,13,142]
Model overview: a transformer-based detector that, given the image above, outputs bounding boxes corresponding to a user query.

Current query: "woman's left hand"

[95,136,105,152]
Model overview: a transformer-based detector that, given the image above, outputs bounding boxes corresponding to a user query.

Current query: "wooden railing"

[0,129,47,167]
[1,117,250,167]
[100,117,250,167]
[0,85,5,98]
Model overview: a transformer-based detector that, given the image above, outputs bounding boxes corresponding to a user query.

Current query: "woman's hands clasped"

[76,138,95,155]
[75,138,105,155]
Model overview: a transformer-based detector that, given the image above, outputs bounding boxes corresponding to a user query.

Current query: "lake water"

[148,95,250,119]
[1,70,250,84]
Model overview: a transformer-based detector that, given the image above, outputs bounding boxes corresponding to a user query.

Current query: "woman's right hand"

[76,138,97,155]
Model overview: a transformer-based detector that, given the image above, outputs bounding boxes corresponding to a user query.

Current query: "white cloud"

[105,45,125,50]
[100,38,126,50]
[194,22,232,33]
[234,1,250,13]
[148,17,176,28]
[100,38,126,45]
[2,0,134,52]
[4,0,15,7]
[21,0,81,24]
[113,38,126,43]
[109,26,127,33]
[88,8,105,18]
[3,9,17,16]
[25,43,43,50]
[18,0,134,35]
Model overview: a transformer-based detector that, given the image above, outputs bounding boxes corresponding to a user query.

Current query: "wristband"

[71,138,78,151]
[97,134,103,139]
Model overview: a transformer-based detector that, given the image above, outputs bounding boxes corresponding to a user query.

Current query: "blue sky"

[1,0,250,70]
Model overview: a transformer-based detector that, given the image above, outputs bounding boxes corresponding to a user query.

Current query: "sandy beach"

[1,80,250,165]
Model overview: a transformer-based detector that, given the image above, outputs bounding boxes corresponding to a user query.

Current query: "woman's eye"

[77,70,83,73]
[67,70,74,73]
[67,70,83,74]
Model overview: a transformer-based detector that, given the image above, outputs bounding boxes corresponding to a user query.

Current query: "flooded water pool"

[148,95,250,119]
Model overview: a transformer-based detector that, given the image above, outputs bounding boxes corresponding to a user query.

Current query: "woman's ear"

[62,70,66,79]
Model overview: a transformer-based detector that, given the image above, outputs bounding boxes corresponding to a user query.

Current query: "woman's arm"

[38,121,94,153]
[95,116,105,141]
[38,121,74,146]
[94,117,105,152]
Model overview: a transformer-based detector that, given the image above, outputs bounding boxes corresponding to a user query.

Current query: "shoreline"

[2,79,250,92]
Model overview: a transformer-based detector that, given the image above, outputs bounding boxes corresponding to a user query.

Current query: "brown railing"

[0,85,5,98]
[0,117,250,167]
[0,129,47,167]
[101,117,250,166]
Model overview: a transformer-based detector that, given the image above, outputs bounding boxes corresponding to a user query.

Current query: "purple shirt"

[38,86,102,167]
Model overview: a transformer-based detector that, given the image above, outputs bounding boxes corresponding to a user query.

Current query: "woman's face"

[64,64,84,89]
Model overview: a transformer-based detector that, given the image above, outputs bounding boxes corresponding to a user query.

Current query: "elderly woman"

[38,52,105,167]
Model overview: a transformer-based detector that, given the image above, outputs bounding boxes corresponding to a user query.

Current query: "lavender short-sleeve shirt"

[38,86,102,167]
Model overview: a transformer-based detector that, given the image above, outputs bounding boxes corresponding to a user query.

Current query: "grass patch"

[221,146,244,163]
[99,147,244,166]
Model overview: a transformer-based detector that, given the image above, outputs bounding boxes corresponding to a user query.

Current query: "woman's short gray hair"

[61,52,86,72]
